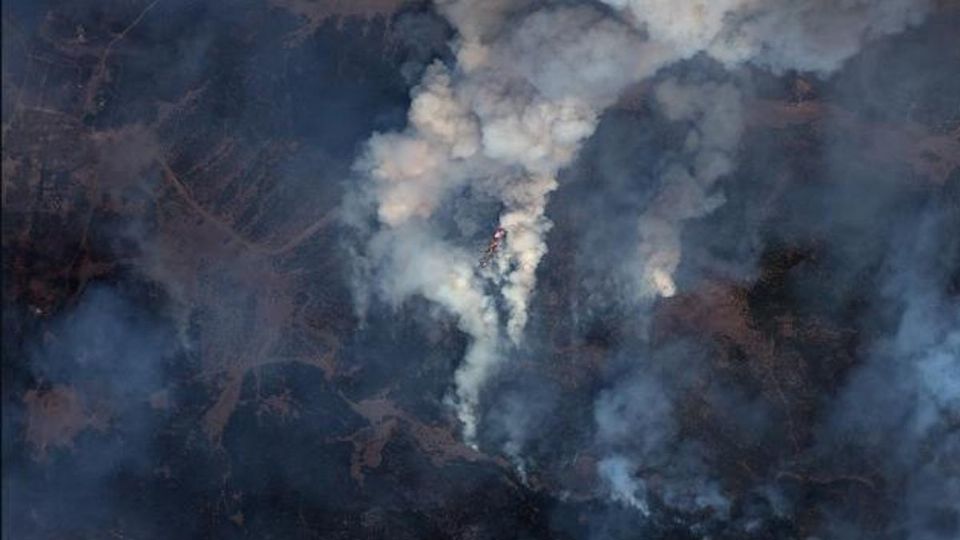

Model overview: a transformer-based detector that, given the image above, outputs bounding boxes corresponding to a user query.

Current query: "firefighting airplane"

[478,227,507,268]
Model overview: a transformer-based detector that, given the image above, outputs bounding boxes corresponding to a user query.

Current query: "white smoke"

[366,226,500,441]
[636,79,744,298]
[351,0,932,450]
[354,3,672,441]
[602,0,932,301]
[602,0,931,74]
[588,0,931,523]
[598,455,650,514]
[594,365,732,517]
[365,64,478,228]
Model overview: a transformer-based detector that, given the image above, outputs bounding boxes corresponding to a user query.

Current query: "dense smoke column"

[349,2,672,442]
[347,0,933,465]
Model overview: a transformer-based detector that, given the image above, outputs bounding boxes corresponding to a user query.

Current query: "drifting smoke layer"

[590,0,934,521]
[602,0,931,74]
[605,0,929,300]
[353,2,671,441]
[636,79,743,298]
[816,208,960,538]
[593,349,732,520]
[365,225,500,440]
[350,0,932,444]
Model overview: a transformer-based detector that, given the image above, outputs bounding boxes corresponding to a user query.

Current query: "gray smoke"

[349,1,671,441]
[347,0,937,503]
[815,206,960,538]
[635,78,744,299]
[594,367,729,517]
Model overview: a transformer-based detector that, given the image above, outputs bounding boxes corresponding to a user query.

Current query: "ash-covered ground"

[2,1,958,539]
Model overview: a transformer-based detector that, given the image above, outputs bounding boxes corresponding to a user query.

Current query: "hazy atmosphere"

[3,1,958,538]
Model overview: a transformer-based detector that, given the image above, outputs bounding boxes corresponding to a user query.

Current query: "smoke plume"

[348,0,934,450]
[351,2,671,440]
